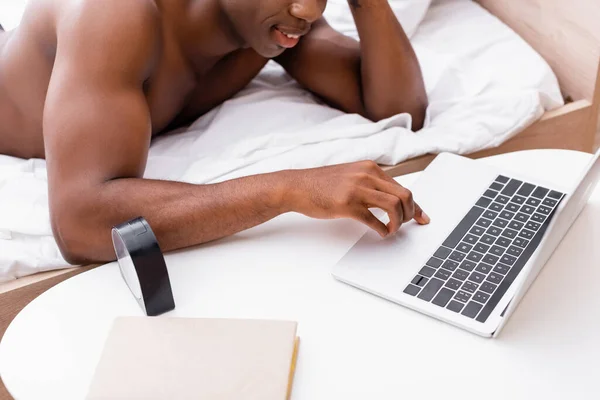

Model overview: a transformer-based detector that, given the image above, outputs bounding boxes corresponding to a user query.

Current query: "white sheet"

[0,0,564,282]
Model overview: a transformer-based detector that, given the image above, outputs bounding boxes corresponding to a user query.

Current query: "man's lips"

[271,26,309,49]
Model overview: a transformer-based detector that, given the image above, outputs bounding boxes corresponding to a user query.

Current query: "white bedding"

[0,0,564,282]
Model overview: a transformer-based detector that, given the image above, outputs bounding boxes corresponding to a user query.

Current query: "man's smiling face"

[220,0,328,58]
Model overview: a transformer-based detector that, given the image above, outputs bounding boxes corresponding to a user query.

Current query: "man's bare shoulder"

[53,0,162,81]
[57,0,160,30]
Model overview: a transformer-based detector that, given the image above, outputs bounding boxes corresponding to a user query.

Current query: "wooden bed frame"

[1,0,600,397]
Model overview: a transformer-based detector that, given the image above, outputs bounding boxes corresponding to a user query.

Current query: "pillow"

[0,0,27,31]
[323,0,432,39]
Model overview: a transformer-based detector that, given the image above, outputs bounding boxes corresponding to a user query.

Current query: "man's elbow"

[51,209,102,265]
[366,97,428,131]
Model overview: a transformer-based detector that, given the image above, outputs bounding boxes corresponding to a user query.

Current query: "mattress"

[0,0,564,282]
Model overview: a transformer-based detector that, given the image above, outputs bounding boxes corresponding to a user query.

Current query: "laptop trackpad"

[332,153,499,296]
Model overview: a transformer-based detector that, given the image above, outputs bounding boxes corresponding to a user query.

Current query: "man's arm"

[45,1,428,264]
[275,0,427,128]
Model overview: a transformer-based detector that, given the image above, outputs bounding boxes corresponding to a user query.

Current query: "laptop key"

[435,269,451,280]
[511,195,526,205]
[531,213,546,223]
[457,243,473,253]
[473,291,490,304]
[461,281,479,293]
[476,197,492,208]
[515,212,529,222]
[520,205,535,214]
[537,205,552,215]
[442,206,485,248]
[507,246,523,257]
[461,301,483,318]
[487,272,503,284]
[493,264,510,275]
[532,187,549,199]
[486,226,502,237]
[459,260,477,272]
[526,197,541,207]
[496,195,510,205]
[543,198,558,207]
[483,210,498,219]
[433,288,456,307]
[525,221,541,231]
[500,211,515,220]
[445,278,462,290]
[500,254,517,266]
[468,271,485,284]
[501,179,523,196]
[453,269,470,281]
[482,254,499,265]
[419,266,436,278]
[449,251,466,262]
[475,263,493,274]
[470,226,485,236]
[519,229,534,240]
[505,203,520,212]
[434,246,452,259]
[490,182,503,191]
[467,251,484,262]
[454,290,472,303]
[426,257,444,268]
[513,238,529,248]
[404,284,421,296]
[480,281,497,294]
[508,220,524,230]
[488,202,504,212]
[483,189,498,199]
[442,260,459,272]
[447,300,465,313]
[479,234,496,245]
[492,218,508,228]
[463,234,479,245]
[417,278,445,301]
[548,190,563,199]
[517,183,535,197]
[496,175,510,184]
[476,218,492,228]
[495,237,511,247]
[501,228,518,239]
[489,245,505,256]
[474,243,490,253]
[412,275,429,287]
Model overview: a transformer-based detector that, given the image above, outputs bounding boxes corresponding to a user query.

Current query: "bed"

[1,2,599,395]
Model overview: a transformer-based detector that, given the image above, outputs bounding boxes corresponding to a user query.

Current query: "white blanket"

[0,0,564,282]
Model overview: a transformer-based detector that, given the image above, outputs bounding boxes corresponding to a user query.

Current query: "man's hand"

[285,161,430,237]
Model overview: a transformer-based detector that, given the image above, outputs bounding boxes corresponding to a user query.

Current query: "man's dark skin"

[0,0,428,264]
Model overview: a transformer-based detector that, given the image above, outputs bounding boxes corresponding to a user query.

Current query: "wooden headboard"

[476,0,600,103]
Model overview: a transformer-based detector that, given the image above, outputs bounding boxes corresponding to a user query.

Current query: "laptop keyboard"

[403,175,564,322]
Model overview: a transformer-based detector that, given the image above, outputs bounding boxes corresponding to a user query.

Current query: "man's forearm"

[52,172,292,264]
[349,0,427,127]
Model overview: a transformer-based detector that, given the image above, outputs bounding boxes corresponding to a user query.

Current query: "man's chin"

[255,44,286,59]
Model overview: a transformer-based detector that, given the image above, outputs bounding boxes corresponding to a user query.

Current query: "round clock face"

[112,228,143,301]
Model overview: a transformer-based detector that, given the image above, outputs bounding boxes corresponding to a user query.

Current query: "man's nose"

[289,0,324,23]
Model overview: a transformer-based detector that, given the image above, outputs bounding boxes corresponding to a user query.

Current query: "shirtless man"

[0,0,428,264]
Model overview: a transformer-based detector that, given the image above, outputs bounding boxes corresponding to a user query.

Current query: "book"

[86,316,299,400]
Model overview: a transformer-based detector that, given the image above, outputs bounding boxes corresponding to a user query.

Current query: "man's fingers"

[368,177,418,222]
[413,202,430,225]
[351,207,389,238]
[359,188,404,234]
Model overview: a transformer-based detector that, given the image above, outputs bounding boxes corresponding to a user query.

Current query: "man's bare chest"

[145,48,268,134]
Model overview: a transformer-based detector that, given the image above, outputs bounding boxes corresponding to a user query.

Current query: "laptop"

[332,149,600,337]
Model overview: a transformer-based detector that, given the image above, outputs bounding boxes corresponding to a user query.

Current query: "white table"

[1,150,600,400]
